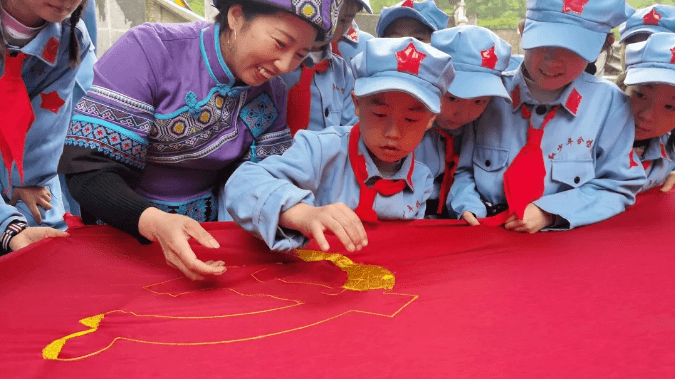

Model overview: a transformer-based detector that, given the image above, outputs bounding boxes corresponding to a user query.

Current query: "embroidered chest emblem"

[670,47,675,64]
[629,150,639,168]
[643,8,661,25]
[481,45,498,69]
[42,37,60,64]
[660,142,668,158]
[239,93,279,139]
[40,91,65,114]
[562,0,588,14]
[347,24,358,42]
[395,43,426,75]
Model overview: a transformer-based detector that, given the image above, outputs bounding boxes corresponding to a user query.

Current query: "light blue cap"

[352,37,455,113]
[375,0,449,38]
[521,0,635,62]
[431,26,512,100]
[619,5,675,43]
[625,33,675,87]
[356,0,373,14]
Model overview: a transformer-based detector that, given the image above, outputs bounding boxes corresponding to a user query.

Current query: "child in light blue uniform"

[623,33,675,193]
[449,0,646,233]
[0,0,93,254]
[415,25,511,217]
[336,20,374,68]
[280,0,370,134]
[225,37,454,252]
[376,0,449,43]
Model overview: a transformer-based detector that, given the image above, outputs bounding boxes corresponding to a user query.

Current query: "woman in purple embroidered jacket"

[58,0,339,280]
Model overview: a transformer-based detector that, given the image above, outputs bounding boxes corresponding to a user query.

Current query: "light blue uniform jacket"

[414,125,464,201]
[449,69,646,228]
[337,21,374,71]
[1,20,93,232]
[280,51,358,132]
[636,133,675,192]
[224,126,434,251]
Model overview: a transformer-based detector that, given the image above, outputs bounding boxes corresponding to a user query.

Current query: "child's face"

[7,0,82,26]
[354,91,437,163]
[333,0,362,42]
[523,47,587,91]
[436,93,491,131]
[383,18,433,43]
[630,84,675,141]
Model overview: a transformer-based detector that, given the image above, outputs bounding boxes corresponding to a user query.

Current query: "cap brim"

[619,27,661,43]
[357,0,373,13]
[448,71,511,101]
[625,66,675,87]
[376,9,435,37]
[521,19,605,62]
[354,74,441,113]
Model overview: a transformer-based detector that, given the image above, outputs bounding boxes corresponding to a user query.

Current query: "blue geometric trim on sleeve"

[239,93,279,139]
[65,119,148,170]
[146,193,217,222]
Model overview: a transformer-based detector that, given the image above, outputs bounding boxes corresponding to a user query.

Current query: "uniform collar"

[11,22,62,66]
[342,21,360,44]
[358,134,415,191]
[303,45,332,67]
[641,133,673,161]
[509,68,585,117]
[200,23,238,87]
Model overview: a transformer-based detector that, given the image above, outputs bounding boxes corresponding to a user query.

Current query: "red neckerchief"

[435,128,459,215]
[0,52,35,187]
[503,105,559,219]
[349,125,413,222]
[286,60,330,136]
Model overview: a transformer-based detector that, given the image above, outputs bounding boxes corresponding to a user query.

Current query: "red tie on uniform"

[331,40,342,57]
[0,53,35,186]
[435,129,459,215]
[349,125,411,223]
[286,60,330,136]
[502,105,559,219]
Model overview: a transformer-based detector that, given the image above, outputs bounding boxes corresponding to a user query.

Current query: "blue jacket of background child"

[0,20,94,233]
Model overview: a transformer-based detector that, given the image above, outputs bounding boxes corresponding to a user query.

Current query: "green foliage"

[627,0,675,8]
[477,13,520,30]
[187,0,205,16]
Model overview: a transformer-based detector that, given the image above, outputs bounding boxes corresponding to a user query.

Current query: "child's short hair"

[521,0,633,62]
[352,37,455,113]
[375,0,449,38]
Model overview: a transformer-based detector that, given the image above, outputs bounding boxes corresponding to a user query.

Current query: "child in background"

[616,5,675,91]
[376,0,449,43]
[225,37,454,252]
[449,0,645,233]
[0,0,94,255]
[281,0,371,135]
[415,25,512,217]
[333,0,373,66]
[623,33,675,193]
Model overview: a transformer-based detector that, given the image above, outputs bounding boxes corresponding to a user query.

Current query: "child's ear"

[227,4,245,33]
[351,92,360,118]
[426,114,437,130]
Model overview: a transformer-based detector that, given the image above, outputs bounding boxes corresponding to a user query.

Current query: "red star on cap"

[670,46,675,63]
[40,91,65,114]
[401,0,414,8]
[41,37,59,64]
[564,88,582,115]
[629,150,639,168]
[643,8,662,25]
[395,42,426,75]
[562,0,588,15]
[480,45,498,69]
[511,85,521,110]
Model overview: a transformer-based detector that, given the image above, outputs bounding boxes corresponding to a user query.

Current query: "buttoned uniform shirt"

[635,133,675,192]
[449,69,646,229]
[280,48,358,132]
[337,21,374,71]
[414,124,464,201]
[0,20,94,232]
[224,126,434,251]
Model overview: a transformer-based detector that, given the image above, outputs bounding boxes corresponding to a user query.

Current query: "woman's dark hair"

[0,0,87,67]
[213,0,279,31]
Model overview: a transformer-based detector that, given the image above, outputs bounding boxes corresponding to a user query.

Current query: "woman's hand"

[10,186,52,224]
[660,171,675,192]
[279,203,368,252]
[9,227,69,251]
[504,203,553,234]
[139,208,225,280]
